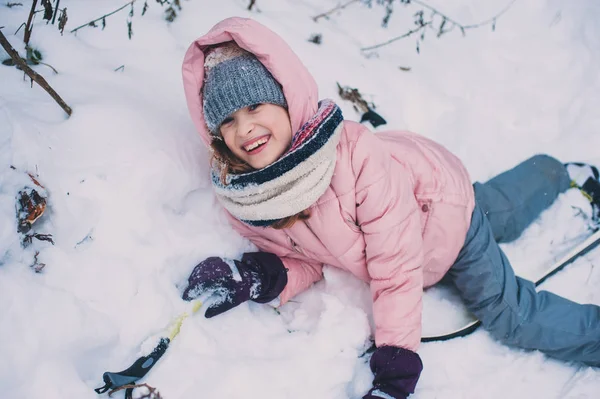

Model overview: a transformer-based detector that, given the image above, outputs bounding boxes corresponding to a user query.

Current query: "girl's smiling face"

[219,103,293,170]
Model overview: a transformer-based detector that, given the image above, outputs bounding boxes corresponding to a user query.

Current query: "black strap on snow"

[95,337,170,396]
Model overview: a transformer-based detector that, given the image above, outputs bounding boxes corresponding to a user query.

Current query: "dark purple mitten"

[182,252,287,318]
[363,346,423,399]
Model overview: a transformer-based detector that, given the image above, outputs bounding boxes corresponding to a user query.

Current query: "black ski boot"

[566,162,600,224]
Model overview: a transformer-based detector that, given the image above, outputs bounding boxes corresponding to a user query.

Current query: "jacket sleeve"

[224,211,324,305]
[352,131,425,352]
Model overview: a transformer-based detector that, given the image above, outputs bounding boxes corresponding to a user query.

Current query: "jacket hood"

[182,17,319,148]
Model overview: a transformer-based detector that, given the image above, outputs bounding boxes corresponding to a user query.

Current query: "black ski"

[422,228,600,342]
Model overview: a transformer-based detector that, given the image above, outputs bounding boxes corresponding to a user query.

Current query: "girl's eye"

[248,103,262,111]
[221,117,234,126]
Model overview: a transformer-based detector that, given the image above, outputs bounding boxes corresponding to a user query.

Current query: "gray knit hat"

[202,42,287,135]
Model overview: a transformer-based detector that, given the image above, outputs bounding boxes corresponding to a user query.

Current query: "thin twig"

[411,0,517,31]
[247,0,256,11]
[38,61,58,74]
[14,22,26,34]
[23,0,38,45]
[361,23,432,51]
[108,383,162,399]
[313,0,360,22]
[409,0,464,32]
[361,0,517,51]
[445,0,516,30]
[0,30,72,116]
[51,0,60,24]
[70,0,136,33]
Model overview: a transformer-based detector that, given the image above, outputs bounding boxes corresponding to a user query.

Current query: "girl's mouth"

[243,135,270,154]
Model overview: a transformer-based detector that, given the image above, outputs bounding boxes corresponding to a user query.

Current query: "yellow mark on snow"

[167,301,202,341]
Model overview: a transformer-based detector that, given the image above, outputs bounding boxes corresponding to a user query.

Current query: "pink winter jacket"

[182,17,475,352]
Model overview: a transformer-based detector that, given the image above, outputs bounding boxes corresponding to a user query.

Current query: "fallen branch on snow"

[0,30,72,116]
[108,383,162,399]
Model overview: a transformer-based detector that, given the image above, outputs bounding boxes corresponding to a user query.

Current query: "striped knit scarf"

[211,99,343,227]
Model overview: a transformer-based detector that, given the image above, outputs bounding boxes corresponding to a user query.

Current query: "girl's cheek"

[225,138,240,155]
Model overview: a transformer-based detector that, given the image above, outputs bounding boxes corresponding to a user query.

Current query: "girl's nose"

[237,116,255,137]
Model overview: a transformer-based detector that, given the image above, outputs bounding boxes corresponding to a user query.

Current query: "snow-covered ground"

[1,0,600,398]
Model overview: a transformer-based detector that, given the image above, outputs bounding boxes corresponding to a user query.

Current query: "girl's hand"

[364,346,423,399]
[182,252,288,318]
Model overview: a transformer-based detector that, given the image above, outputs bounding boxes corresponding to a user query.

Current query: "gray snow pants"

[446,154,600,366]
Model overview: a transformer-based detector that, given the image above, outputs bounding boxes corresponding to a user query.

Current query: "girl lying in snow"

[180,17,600,399]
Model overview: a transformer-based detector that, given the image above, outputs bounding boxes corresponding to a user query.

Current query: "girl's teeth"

[245,137,268,151]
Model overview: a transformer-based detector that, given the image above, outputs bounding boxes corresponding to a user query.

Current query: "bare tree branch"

[70,0,136,33]
[0,30,72,116]
[361,23,431,51]
[460,0,516,30]
[51,0,60,25]
[313,0,360,22]
[23,0,38,45]
[411,0,516,30]
[361,0,517,51]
